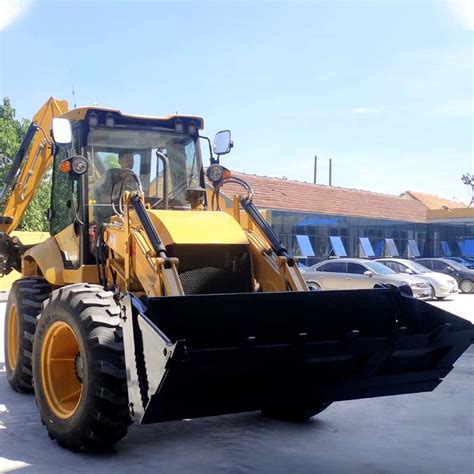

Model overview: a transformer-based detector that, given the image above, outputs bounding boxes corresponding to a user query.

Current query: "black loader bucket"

[121,289,474,424]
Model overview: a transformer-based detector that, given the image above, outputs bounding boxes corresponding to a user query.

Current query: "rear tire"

[261,402,331,422]
[32,284,131,452]
[459,279,474,294]
[4,277,51,392]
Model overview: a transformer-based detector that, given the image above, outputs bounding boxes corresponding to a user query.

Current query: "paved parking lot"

[0,293,472,473]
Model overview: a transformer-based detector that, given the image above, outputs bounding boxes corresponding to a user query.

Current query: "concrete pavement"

[0,295,473,473]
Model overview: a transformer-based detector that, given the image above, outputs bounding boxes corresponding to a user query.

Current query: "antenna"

[72,83,77,108]
[313,155,317,184]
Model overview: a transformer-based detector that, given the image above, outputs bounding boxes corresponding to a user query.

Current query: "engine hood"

[146,210,249,247]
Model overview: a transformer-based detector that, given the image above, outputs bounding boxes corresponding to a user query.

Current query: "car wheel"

[307,281,321,291]
[459,279,474,294]
[436,296,446,300]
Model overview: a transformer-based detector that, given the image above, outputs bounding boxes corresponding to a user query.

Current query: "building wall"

[269,209,474,261]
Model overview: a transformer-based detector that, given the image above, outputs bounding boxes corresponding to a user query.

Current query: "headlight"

[207,164,224,183]
[71,155,89,175]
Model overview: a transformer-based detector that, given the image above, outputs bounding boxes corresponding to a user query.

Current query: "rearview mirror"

[363,270,374,277]
[52,118,72,145]
[405,268,414,274]
[213,130,233,156]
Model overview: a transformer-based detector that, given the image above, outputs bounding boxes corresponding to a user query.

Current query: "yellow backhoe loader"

[1,97,473,452]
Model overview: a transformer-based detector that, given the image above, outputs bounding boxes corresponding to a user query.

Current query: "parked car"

[447,256,474,270]
[301,258,432,298]
[376,258,459,299]
[416,258,474,294]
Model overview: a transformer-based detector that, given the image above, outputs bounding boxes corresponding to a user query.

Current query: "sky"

[0,0,472,203]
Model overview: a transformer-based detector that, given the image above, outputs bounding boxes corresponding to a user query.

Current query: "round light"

[71,156,88,175]
[207,164,224,183]
[105,113,115,127]
[89,113,99,127]
[188,123,197,135]
[58,160,71,173]
[175,120,184,133]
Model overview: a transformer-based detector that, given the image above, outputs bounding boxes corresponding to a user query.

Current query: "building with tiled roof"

[215,171,474,261]
[222,172,428,222]
[401,191,466,211]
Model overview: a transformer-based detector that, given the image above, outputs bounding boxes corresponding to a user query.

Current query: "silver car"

[301,258,432,298]
[376,258,458,300]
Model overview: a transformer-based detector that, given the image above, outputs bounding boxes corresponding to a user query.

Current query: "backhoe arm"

[0,97,68,233]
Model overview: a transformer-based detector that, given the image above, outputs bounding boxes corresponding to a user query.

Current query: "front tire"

[459,279,474,294]
[4,277,51,392]
[32,284,131,452]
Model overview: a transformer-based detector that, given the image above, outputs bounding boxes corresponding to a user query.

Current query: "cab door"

[50,148,80,268]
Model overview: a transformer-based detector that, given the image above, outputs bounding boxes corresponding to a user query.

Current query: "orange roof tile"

[218,171,428,222]
[401,191,467,210]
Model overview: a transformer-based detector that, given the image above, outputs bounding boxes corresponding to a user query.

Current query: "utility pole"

[329,158,333,186]
[313,155,317,184]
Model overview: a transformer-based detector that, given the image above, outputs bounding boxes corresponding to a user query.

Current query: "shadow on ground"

[1,349,473,474]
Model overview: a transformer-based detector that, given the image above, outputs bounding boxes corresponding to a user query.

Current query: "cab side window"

[50,148,80,269]
[50,149,75,235]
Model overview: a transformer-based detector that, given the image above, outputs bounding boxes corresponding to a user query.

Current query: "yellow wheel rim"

[7,304,19,370]
[41,321,83,419]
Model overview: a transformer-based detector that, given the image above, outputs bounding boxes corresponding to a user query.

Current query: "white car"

[376,258,458,300]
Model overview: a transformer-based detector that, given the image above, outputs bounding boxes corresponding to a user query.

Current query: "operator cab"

[50,108,232,267]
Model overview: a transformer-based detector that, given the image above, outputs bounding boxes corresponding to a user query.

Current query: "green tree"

[104,153,120,169]
[0,97,51,232]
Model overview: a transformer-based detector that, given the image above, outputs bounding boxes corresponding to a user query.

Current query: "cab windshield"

[86,128,200,223]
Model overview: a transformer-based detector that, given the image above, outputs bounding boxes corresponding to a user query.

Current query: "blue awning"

[329,236,347,257]
[359,237,375,257]
[407,239,421,258]
[441,241,452,257]
[385,238,400,257]
[295,235,315,257]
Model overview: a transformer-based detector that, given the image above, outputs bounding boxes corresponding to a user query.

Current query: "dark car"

[416,258,474,294]
[447,256,474,270]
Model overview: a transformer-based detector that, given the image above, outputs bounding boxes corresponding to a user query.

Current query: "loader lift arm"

[0,97,68,234]
[209,171,308,292]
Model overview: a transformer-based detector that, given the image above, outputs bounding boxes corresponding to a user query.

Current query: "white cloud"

[0,0,33,32]
[447,0,474,31]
